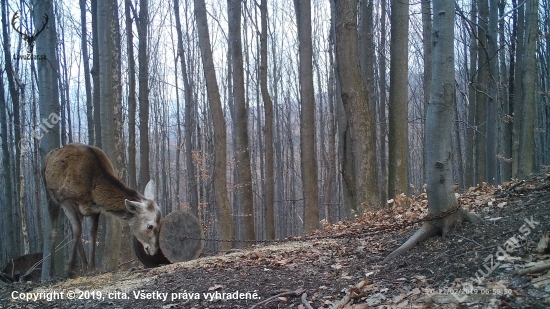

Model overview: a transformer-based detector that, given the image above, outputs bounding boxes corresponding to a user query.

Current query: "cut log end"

[133,210,205,267]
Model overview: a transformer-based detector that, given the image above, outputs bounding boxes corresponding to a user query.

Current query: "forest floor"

[1,173,550,309]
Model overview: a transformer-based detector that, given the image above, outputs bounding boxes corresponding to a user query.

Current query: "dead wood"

[301,292,314,309]
[518,263,550,275]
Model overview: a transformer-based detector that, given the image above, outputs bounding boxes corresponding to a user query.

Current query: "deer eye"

[147,224,154,230]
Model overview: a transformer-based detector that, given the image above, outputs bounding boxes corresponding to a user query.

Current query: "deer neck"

[93,174,142,214]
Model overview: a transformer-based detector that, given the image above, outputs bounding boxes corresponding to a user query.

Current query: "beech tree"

[34,0,61,280]
[384,0,481,262]
[333,0,379,212]
[228,0,255,243]
[97,0,125,272]
[194,0,233,250]
[388,0,409,198]
[294,0,319,232]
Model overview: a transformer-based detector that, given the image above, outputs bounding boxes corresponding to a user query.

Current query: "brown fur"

[43,143,161,278]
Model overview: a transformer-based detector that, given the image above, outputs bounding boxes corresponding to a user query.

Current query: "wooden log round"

[158,210,204,263]
[133,210,204,267]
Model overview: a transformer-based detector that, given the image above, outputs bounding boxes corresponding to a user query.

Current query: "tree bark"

[259,0,275,240]
[421,0,432,188]
[125,0,137,189]
[518,0,538,178]
[1,0,21,218]
[0,70,14,260]
[194,0,233,251]
[384,0,481,263]
[80,0,94,146]
[173,0,199,216]
[34,0,61,279]
[388,0,410,198]
[500,0,513,181]
[98,0,124,273]
[486,0,499,183]
[91,0,102,147]
[475,0,489,184]
[334,0,379,212]
[379,0,388,206]
[138,0,150,192]
[512,1,524,177]
[465,2,477,187]
[228,0,256,243]
[294,0,319,232]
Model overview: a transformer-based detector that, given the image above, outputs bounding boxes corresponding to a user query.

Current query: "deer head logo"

[11,12,49,54]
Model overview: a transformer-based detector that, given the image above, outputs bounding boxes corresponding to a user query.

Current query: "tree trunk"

[294,0,319,232]
[125,0,137,189]
[486,0,499,183]
[421,0,432,188]
[98,0,124,273]
[334,0,379,212]
[379,0,388,206]
[259,0,275,240]
[475,0,489,184]
[500,0,513,181]
[0,71,15,260]
[91,0,102,148]
[80,0,94,146]
[384,0,481,263]
[1,0,21,219]
[138,0,150,192]
[34,0,61,279]
[228,0,256,243]
[388,0,410,198]
[173,0,199,216]
[518,0,538,178]
[465,2,477,187]
[512,1,524,177]
[194,0,233,251]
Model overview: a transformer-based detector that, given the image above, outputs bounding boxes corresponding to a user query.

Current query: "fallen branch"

[516,183,550,194]
[330,280,368,309]
[250,289,305,309]
[495,180,524,198]
[518,263,550,276]
[301,292,314,309]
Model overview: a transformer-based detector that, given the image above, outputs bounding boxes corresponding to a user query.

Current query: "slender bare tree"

[294,0,319,232]
[518,0,538,178]
[228,0,255,243]
[388,0,410,198]
[194,0,233,250]
[34,0,61,279]
[259,0,275,239]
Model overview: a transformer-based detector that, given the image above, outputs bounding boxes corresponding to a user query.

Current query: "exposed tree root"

[383,208,482,263]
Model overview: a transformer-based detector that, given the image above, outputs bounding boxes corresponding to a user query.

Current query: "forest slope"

[1,174,550,309]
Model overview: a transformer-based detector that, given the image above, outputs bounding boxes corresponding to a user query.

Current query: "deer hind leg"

[88,213,100,273]
[61,202,88,278]
[46,197,61,279]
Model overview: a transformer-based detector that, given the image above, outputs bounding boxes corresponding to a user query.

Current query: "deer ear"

[125,199,145,214]
[144,180,156,200]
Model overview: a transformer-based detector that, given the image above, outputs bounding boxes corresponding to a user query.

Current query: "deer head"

[11,12,49,54]
[124,180,161,255]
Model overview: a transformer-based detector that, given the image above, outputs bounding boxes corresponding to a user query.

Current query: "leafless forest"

[0,0,549,278]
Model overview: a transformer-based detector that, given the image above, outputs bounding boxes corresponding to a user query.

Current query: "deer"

[43,143,161,278]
